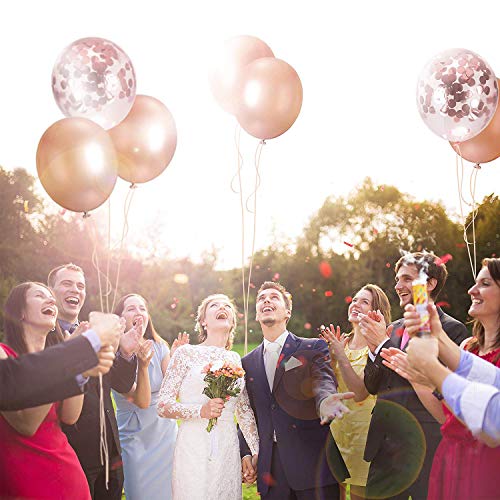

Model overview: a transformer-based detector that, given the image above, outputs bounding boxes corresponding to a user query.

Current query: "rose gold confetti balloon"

[108,95,177,184]
[52,37,136,129]
[236,58,303,140]
[36,118,118,212]
[450,79,500,163]
[209,35,274,115]
[416,48,498,142]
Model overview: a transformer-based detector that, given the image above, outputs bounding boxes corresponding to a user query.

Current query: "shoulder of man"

[437,307,469,343]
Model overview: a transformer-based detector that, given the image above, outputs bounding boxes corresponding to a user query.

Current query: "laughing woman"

[112,293,184,500]
[321,284,391,500]
[0,282,90,499]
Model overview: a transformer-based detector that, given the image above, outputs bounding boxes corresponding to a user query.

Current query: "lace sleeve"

[157,346,203,420]
[234,351,259,455]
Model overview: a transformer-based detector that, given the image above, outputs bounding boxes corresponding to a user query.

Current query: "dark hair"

[113,293,166,345]
[395,252,448,300]
[257,281,293,312]
[47,263,85,288]
[468,258,500,353]
[4,282,64,355]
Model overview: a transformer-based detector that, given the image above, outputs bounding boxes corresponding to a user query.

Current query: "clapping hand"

[89,312,123,349]
[64,321,90,340]
[119,316,143,358]
[137,339,154,368]
[320,324,349,361]
[319,391,355,425]
[359,310,393,352]
[170,332,190,357]
[380,346,434,387]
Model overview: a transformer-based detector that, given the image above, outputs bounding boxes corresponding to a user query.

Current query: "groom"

[239,281,353,499]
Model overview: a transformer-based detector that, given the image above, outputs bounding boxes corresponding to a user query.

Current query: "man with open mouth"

[48,263,139,500]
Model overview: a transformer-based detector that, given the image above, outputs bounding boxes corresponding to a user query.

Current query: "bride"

[157,294,259,500]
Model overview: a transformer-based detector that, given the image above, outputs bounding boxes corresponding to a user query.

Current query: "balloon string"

[244,140,265,355]
[454,146,479,279]
[105,198,112,313]
[110,184,137,313]
[233,125,249,355]
[83,215,109,489]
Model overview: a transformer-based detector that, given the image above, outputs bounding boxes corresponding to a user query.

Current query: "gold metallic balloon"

[108,95,177,184]
[451,80,500,163]
[236,58,303,140]
[36,118,118,212]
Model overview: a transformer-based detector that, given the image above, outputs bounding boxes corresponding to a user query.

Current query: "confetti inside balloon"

[52,37,136,129]
[416,48,498,142]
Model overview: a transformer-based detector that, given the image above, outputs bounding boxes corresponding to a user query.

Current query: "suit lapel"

[391,319,406,349]
[272,333,300,392]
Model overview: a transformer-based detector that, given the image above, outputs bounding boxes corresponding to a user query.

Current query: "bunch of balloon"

[416,48,499,277]
[209,35,303,140]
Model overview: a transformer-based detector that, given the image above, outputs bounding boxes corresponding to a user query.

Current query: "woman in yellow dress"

[321,284,391,500]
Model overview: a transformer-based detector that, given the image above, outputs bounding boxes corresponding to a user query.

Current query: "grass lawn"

[232,342,260,357]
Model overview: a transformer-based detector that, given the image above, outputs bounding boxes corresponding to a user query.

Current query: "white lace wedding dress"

[157,344,259,500]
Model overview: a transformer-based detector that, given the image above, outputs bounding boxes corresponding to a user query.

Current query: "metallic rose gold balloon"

[108,95,177,184]
[451,80,500,163]
[236,58,303,140]
[416,48,498,142]
[209,35,274,114]
[36,118,118,212]
[52,37,136,129]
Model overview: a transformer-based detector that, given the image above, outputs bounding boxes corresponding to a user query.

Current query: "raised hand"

[82,345,116,377]
[319,391,355,425]
[119,316,143,358]
[138,339,154,368]
[404,303,445,339]
[89,312,123,349]
[170,332,190,358]
[380,346,434,387]
[320,324,349,361]
[359,310,392,352]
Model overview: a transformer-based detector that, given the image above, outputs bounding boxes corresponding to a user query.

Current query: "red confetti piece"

[436,301,450,308]
[395,327,404,338]
[344,296,353,304]
[304,322,311,330]
[373,228,379,235]
[277,353,285,367]
[319,261,332,278]
[343,241,354,248]
[435,253,453,266]
[455,243,466,248]
[262,473,276,486]
[385,262,391,268]
[273,273,280,281]
[324,290,333,297]
[414,204,420,210]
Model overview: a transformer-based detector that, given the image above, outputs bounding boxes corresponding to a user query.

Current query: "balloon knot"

[474,163,482,170]
[82,212,91,219]
[260,140,266,145]
[129,183,138,189]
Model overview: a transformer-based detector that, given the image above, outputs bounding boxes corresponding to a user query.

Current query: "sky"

[1,0,499,269]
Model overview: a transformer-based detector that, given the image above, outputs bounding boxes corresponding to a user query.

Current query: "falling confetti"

[435,254,453,266]
[343,241,354,248]
[385,262,391,268]
[304,322,312,330]
[319,261,332,278]
[436,301,451,308]
[324,290,333,297]
[344,296,353,304]
[273,272,280,281]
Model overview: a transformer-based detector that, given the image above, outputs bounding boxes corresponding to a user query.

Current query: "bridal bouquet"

[202,361,245,432]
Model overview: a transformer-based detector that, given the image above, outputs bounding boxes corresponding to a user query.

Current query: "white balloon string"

[105,198,112,313]
[454,146,479,278]
[244,140,265,355]
[110,184,137,313]
[233,125,249,355]
[85,216,105,312]
[231,124,244,194]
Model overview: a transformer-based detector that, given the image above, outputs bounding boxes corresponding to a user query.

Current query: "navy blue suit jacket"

[239,332,348,495]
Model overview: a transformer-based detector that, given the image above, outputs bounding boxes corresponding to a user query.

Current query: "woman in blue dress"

[113,293,187,500]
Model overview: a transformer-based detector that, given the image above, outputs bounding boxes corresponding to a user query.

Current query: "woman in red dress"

[0,282,91,499]
[426,257,500,500]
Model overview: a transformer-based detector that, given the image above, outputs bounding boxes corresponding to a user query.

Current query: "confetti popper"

[412,278,431,336]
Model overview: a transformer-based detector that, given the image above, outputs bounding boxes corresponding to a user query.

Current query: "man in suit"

[48,263,140,500]
[0,326,118,411]
[361,252,469,499]
[239,281,354,500]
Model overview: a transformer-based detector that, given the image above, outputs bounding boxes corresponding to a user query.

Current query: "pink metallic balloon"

[36,118,118,212]
[108,95,177,184]
[236,58,303,140]
[52,37,137,130]
[417,48,498,142]
[450,79,500,163]
[209,35,274,114]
